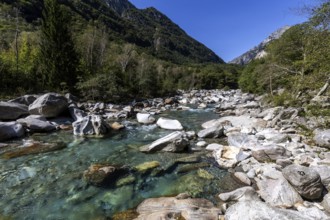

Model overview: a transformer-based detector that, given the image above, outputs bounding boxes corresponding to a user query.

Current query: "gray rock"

[136,113,156,124]
[156,117,183,130]
[0,122,25,141]
[0,102,28,120]
[227,133,260,150]
[252,145,292,162]
[205,143,222,151]
[135,196,221,220]
[9,94,38,106]
[68,104,87,121]
[282,164,324,200]
[314,129,330,148]
[311,165,330,189]
[140,131,189,153]
[225,200,315,220]
[234,172,251,185]
[276,158,293,168]
[72,115,109,136]
[213,145,240,168]
[197,126,224,138]
[17,115,56,132]
[196,141,208,148]
[219,186,259,202]
[322,193,330,213]
[256,171,303,208]
[29,93,68,118]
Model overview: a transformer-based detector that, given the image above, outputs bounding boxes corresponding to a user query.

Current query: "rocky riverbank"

[1,90,330,219]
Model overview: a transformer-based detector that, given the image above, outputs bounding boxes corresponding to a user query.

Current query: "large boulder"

[73,115,109,136]
[135,196,221,220]
[68,104,87,121]
[9,94,38,106]
[225,200,316,220]
[28,93,68,118]
[314,129,330,148]
[219,186,260,202]
[136,113,156,124]
[256,171,303,208]
[0,122,25,141]
[0,102,28,120]
[282,164,324,200]
[17,115,56,132]
[156,117,183,130]
[140,131,189,153]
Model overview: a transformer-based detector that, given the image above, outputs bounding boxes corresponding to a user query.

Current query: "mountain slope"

[1,0,223,64]
[230,26,290,65]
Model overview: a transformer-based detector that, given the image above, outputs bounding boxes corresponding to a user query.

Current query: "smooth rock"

[310,165,330,189]
[110,122,125,130]
[140,131,189,153]
[196,141,208,148]
[9,94,38,106]
[136,113,156,124]
[234,172,251,185]
[206,143,222,151]
[73,115,109,136]
[0,102,28,120]
[0,122,25,141]
[17,115,56,132]
[135,196,221,220]
[322,193,330,213]
[213,145,240,168]
[225,200,315,220]
[314,129,330,148]
[29,93,68,118]
[156,117,183,130]
[219,186,260,202]
[252,145,292,162]
[68,105,87,121]
[134,161,160,173]
[282,164,324,200]
[197,126,224,138]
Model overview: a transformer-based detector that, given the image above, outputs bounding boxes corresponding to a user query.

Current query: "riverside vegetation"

[0,0,330,219]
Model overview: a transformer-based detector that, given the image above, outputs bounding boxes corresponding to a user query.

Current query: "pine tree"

[39,0,78,91]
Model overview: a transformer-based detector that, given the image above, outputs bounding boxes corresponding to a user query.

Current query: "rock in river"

[156,117,183,130]
[73,115,109,136]
[0,122,25,141]
[140,131,189,153]
[136,113,155,124]
[28,93,68,118]
[17,115,56,132]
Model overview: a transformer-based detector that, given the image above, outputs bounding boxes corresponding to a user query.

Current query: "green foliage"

[39,0,79,91]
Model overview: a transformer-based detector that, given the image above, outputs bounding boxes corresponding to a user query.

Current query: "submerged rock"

[140,131,189,153]
[28,93,68,118]
[0,101,28,120]
[0,122,25,141]
[135,196,221,220]
[156,117,183,130]
[134,161,160,173]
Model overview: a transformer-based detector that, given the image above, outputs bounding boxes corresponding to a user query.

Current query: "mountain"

[230,26,291,65]
[1,0,223,64]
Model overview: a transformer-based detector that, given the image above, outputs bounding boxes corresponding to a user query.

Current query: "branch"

[316,75,330,96]
[271,64,302,75]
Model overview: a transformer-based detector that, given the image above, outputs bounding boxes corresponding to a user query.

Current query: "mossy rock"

[177,162,210,173]
[116,175,136,187]
[197,168,214,180]
[134,161,160,173]
[112,209,139,220]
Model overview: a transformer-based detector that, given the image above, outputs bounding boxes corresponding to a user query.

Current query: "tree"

[39,0,79,91]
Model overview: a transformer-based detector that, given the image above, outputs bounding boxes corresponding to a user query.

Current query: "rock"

[196,141,208,148]
[134,161,160,173]
[233,172,251,185]
[276,158,293,168]
[213,145,240,168]
[68,104,87,121]
[177,162,210,173]
[29,93,68,118]
[197,169,214,180]
[206,143,222,151]
[225,200,315,220]
[227,133,259,150]
[140,131,189,153]
[282,164,324,200]
[115,175,136,187]
[0,122,25,141]
[18,166,37,180]
[135,196,221,220]
[311,165,330,189]
[9,94,38,106]
[2,140,66,159]
[197,126,224,138]
[322,193,330,213]
[17,115,56,132]
[256,171,303,208]
[136,113,156,124]
[0,102,28,120]
[186,131,196,139]
[219,186,260,202]
[156,117,183,130]
[110,122,125,130]
[73,115,109,136]
[83,164,127,187]
[314,129,330,148]
[298,206,330,220]
[252,145,292,162]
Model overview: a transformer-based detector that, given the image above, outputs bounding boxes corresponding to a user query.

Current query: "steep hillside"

[1,0,223,64]
[230,26,290,65]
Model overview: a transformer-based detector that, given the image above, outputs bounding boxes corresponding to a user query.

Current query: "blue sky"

[129,0,317,62]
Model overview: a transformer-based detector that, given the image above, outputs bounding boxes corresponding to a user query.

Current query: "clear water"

[0,108,242,219]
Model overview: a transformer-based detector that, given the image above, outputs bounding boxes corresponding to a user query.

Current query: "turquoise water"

[0,108,241,219]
